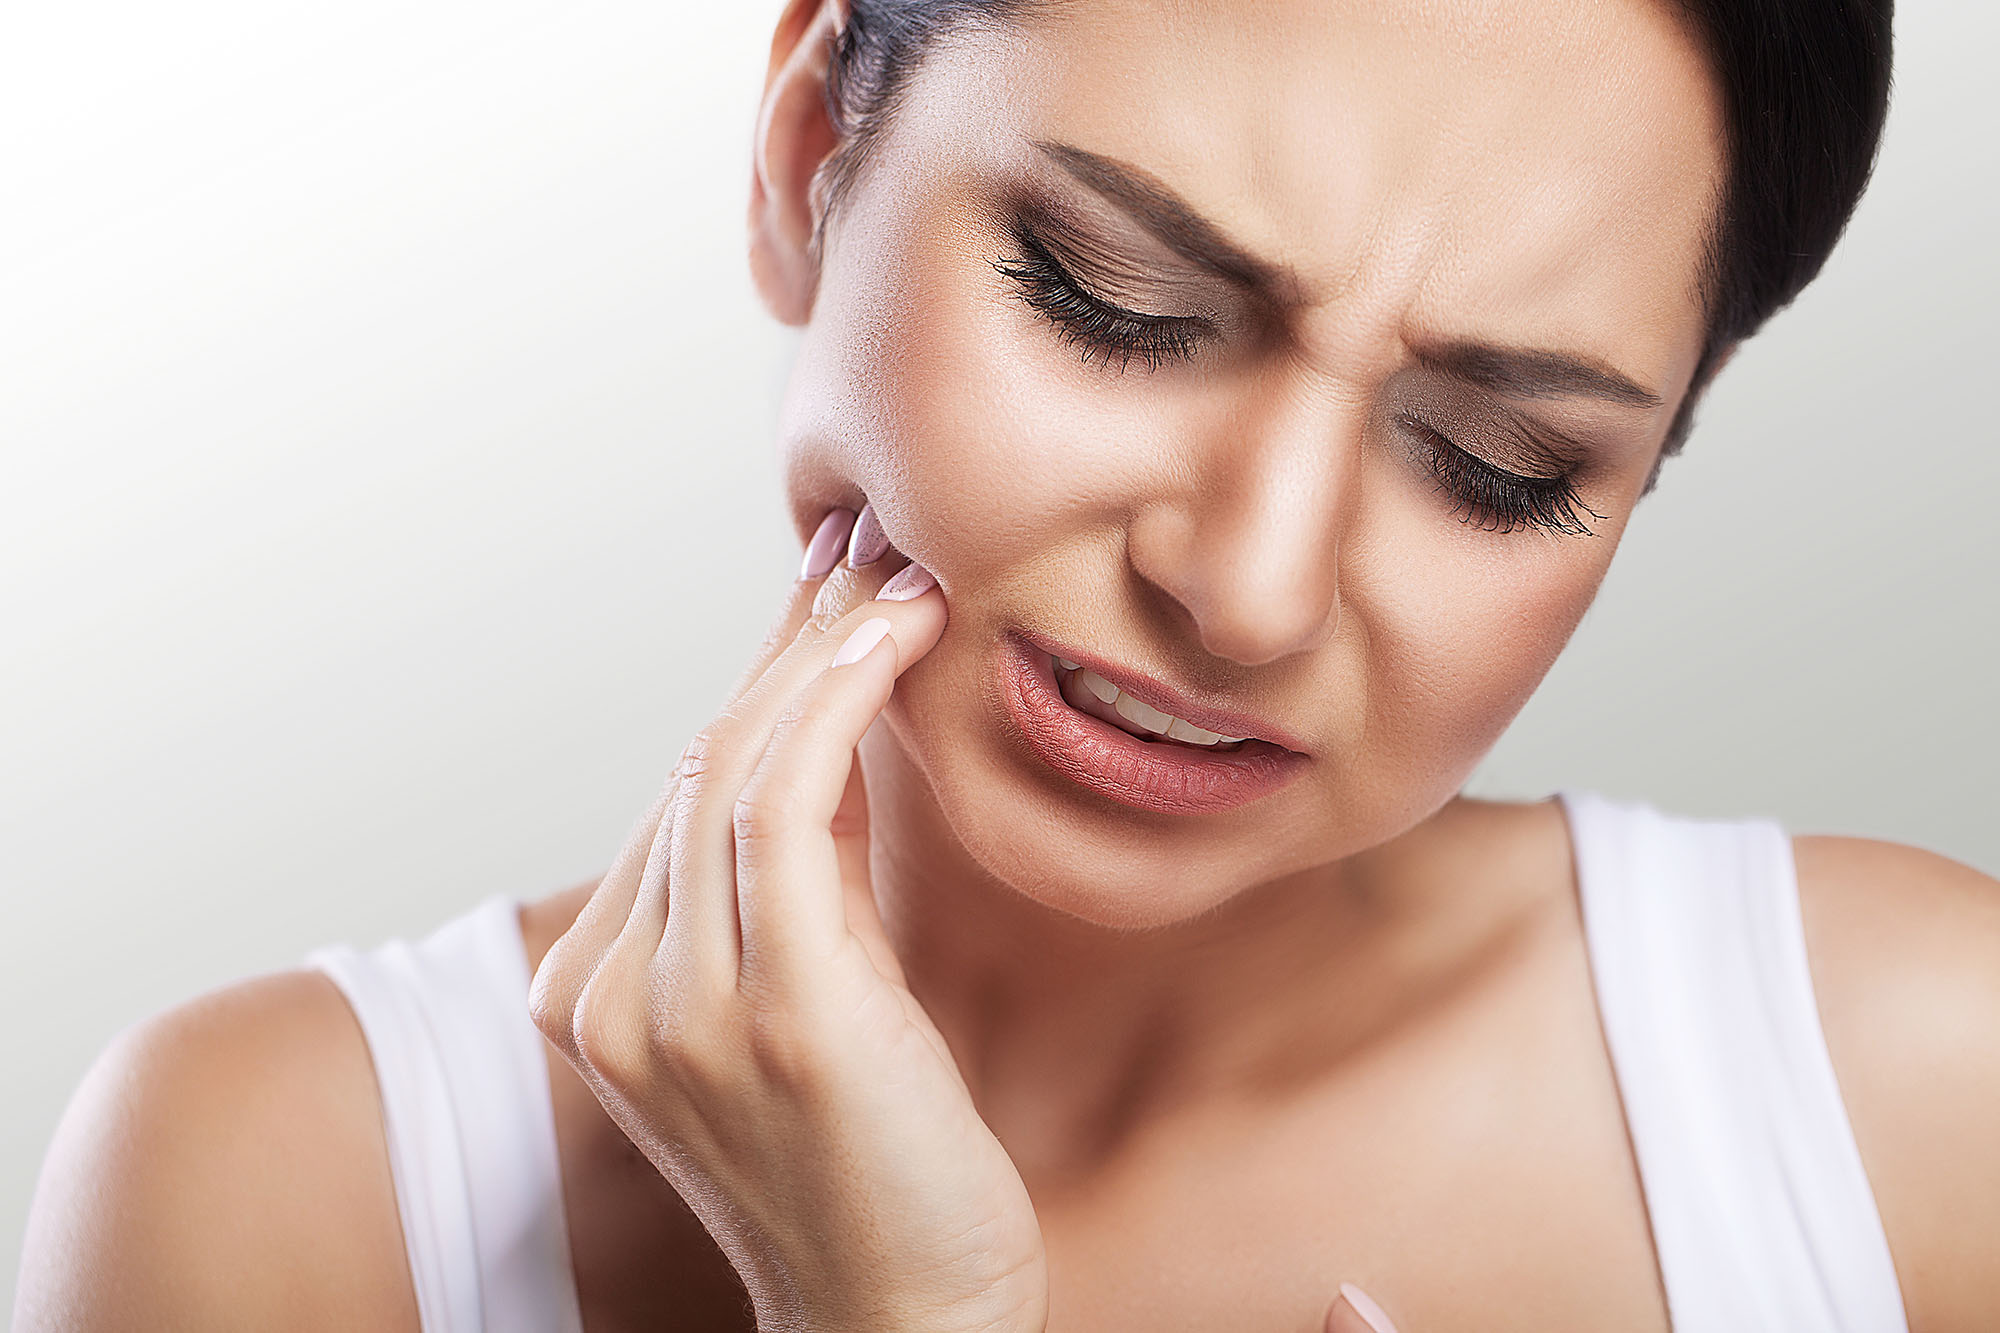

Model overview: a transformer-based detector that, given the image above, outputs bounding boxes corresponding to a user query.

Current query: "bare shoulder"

[13,968,418,1332]
[1793,834,2000,1333]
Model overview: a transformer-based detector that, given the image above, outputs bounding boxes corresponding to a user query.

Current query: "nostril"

[1126,486,1344,669]
[1188,573,1341,667]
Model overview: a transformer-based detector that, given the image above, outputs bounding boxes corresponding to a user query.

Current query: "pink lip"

[998,633,1309,816]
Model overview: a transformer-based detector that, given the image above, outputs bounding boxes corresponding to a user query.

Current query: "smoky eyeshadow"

[977,170,1639,480]
[984,178,1239,320]
[1388,372,1607,481]
[993,178,1152,268]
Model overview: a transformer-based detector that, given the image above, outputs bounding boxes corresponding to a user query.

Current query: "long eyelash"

[991,228,1597,538]
[990,222,1206,373]
[1405,416,1605,537]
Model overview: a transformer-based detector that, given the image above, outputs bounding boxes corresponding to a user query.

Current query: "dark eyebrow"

[1415,341,1664,409]
[1034,140,1664,410]
[1032,139,1292,294]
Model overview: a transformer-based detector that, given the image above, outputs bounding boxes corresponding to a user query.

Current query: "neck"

[853,726,1471,1184]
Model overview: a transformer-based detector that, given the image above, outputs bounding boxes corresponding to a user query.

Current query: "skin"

[15,0,2000,1330]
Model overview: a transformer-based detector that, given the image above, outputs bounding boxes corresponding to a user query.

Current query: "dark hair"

[816,0,1894,474]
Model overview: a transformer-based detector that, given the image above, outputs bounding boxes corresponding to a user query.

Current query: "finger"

[829,750,909,988]
[608,783,681,961]
[615,506,859,962]
[741,508,939,731]
[661,537,945,985]
[725,506,859,701]
[574,780,674,941]
[731,615,908,983]
[532,780,672,1016]
[1326,1282,1402,1333]
[541,507,874,1038]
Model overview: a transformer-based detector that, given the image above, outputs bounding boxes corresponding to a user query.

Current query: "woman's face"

[773,0,1723,926]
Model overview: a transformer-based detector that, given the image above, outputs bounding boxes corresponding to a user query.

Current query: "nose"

[1126,391,1355,668]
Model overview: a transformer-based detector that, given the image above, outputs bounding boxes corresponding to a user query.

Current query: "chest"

[1027,968,1671,1333]
[556,923,1673,1333]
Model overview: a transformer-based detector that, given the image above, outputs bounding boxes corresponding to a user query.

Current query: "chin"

[870,690,1319,932]
[986,825,1256,931]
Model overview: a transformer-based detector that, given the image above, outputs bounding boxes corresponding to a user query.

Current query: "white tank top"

[304,790,1909,1332]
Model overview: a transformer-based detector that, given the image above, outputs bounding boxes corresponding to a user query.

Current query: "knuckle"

[643,972,739,1095]
[742,1001,821,1094]
[803,602,853,639]
[526,960,577,1054]
[569,971,645,1081]
[671,726,727,786]
[809,567,864,621]
[730,782,795,845]
[643,986,707,1072]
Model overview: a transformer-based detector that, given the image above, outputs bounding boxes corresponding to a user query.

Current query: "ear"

[749,0,847,326]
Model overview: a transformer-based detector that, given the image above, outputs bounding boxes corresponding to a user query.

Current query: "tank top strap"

[1556,789,1907,1333]
[306,896,585,1333]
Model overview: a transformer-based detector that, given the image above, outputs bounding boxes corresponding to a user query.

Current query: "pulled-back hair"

[814,0,1894,467]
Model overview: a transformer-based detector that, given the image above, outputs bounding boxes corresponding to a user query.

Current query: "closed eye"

[991,218,1210,373]
[1401,414,1606,537]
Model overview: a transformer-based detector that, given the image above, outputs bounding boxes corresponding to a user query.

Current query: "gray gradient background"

[3,1,1994,1305]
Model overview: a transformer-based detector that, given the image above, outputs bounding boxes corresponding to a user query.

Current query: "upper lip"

[1016,629,1308,754]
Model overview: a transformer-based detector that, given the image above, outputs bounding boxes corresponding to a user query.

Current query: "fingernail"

[800,509,858,579]
[846,502,890,567]
[832,616,893,668]
[877,561,937,602]
[1337,1283,1400,1333]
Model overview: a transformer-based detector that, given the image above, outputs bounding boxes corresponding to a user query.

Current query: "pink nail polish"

[1338,1283,1401,1333]
[832,617,893,668]
[800,509,857,579]
[877,562,937,601]
[847,503,890,567]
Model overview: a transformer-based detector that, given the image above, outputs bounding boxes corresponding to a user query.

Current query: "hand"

[529,507,1049,1333]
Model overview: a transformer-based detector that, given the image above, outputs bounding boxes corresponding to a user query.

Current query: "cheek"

[778,181,1622,890]
[777,193,1176,588]
[1350,510,1610,793]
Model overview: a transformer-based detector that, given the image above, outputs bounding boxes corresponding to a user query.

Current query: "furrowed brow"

[1032,141,1665,411]
[1033,139,1292,295]
[1416,340,1664,409]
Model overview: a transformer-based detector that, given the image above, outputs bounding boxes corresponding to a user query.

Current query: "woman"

[17,0,1996,1330]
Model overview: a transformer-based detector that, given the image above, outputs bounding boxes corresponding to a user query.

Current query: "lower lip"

[997,633,1308,816]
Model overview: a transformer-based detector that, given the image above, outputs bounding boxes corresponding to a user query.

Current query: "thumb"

[1326,1282,1401,1333]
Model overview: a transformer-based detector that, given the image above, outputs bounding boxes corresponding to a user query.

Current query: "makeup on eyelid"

[984,181,1242,317]
[1015,214,1222,314]
[986,202,1610,536]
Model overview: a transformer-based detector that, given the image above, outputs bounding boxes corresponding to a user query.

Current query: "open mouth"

[996,632,1307,816]
[1050,656,1253,752]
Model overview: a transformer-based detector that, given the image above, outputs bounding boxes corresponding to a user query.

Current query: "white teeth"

[1058,658,1247,748]
[1114,691,1176,734]
[1077,667,1120,704]
[1166,717,1225,746]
